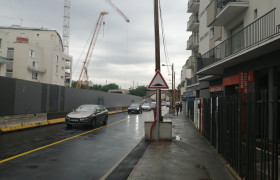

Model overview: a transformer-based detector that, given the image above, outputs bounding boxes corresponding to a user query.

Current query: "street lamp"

[162,63,175,113]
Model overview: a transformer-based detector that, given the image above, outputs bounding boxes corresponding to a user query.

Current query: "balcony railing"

[197,8,278,72]
[65,62,71,69]
[187,13,199,31]
[186,56,195,69]
[0,56,9,64]
[187,34,199,50]
[217,0,247,14]
[27,65,46,73]
[188,0,200,13]
[186,76,198,86]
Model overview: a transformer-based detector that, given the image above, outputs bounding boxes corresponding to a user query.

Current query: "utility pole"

[154,0,162,123]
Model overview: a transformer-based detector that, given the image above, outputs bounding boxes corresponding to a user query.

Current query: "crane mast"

[76,12,108,88]
[105,0,130,22]
[63,0,71,55]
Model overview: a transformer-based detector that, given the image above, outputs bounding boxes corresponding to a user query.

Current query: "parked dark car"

[128,103,142,114]
[65,104,108,127]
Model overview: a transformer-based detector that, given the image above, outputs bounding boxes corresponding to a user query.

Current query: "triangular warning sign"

[148,71,169,89]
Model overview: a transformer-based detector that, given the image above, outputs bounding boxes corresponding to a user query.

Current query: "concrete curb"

[0,113,49,133]
[0,109,128,133]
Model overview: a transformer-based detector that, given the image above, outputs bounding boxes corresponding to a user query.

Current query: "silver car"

[142,103,151,111]
[65,104,108,127]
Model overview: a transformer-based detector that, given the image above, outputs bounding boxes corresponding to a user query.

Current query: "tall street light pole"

[162,63,175,113]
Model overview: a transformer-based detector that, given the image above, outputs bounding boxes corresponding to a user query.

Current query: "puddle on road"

[175,135,181,141]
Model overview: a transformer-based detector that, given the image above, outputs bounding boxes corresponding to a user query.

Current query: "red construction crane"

[105,0,130,22]
[76,12,108,88]
[76,2,129,88]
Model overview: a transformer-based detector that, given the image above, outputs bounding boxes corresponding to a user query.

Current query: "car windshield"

[130,104,139,108]
[76,105,96,112]
[142,103,150,106]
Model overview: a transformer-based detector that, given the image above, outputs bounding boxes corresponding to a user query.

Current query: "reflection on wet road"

[0,111,154,179]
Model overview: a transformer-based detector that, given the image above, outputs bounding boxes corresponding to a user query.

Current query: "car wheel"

[103,116,108,125]
[92,118,96,128]
[66,124,72,128]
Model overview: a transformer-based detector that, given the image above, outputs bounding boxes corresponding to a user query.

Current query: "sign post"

[148,70,169,141]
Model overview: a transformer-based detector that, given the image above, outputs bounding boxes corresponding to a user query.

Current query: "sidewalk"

[127,112,237,180]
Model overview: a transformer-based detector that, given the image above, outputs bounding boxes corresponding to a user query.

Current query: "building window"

[32,72,38,80]
[29,49,35,58]
[194,31,199,43]
[254,9,258,19]
[56,65,58,73]
[33,61,38,68]
[7,48,14,60]
[56,56,59,63]
[210,28,214,39]
[0,39,2,48]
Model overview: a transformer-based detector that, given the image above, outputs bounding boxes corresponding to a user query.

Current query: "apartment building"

[184,0,280,114]
[184,1,280,178]
[0,26,72,86]
[180,62,191,97]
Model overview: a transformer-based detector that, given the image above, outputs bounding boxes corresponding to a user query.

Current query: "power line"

[159,0,171,74]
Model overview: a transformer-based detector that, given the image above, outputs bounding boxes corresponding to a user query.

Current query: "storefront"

[223,71,254,96]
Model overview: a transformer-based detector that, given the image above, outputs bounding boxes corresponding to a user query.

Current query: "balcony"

[186,34,199,50]
[65,72,70,77]
[186,76,198,86]
[187,0,200,13]
[27,65,46,73]
[197,9,280,75]
[65,62,71,69]
[187,13,199,31]
[207,0,249,27]
[0,56,9,64]
[186,56,195,69]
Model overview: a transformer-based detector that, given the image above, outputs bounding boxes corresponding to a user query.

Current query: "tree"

[71,81,87,89]
[129,86,148,97]
[72,81,119,92]
[90,84,103,91]
[102,83,119,92]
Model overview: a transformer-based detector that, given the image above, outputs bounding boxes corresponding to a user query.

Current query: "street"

[0,110,155,179]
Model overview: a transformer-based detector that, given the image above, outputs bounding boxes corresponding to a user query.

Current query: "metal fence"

[0,76,142,117]
[202,89,279,179]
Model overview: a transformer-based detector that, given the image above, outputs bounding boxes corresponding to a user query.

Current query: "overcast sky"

[0,0,191,89]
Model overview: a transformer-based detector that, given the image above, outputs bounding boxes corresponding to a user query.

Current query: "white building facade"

[185,0,280,114]
[0,26,72,86]
[184,1,280,179]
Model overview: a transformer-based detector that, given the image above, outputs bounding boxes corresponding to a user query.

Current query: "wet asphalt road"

[0,111,155,180]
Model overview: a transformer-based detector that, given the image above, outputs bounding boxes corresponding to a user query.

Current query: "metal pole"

[173,69,176,108]
[172,64,174,109]
[156,89,160,141]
